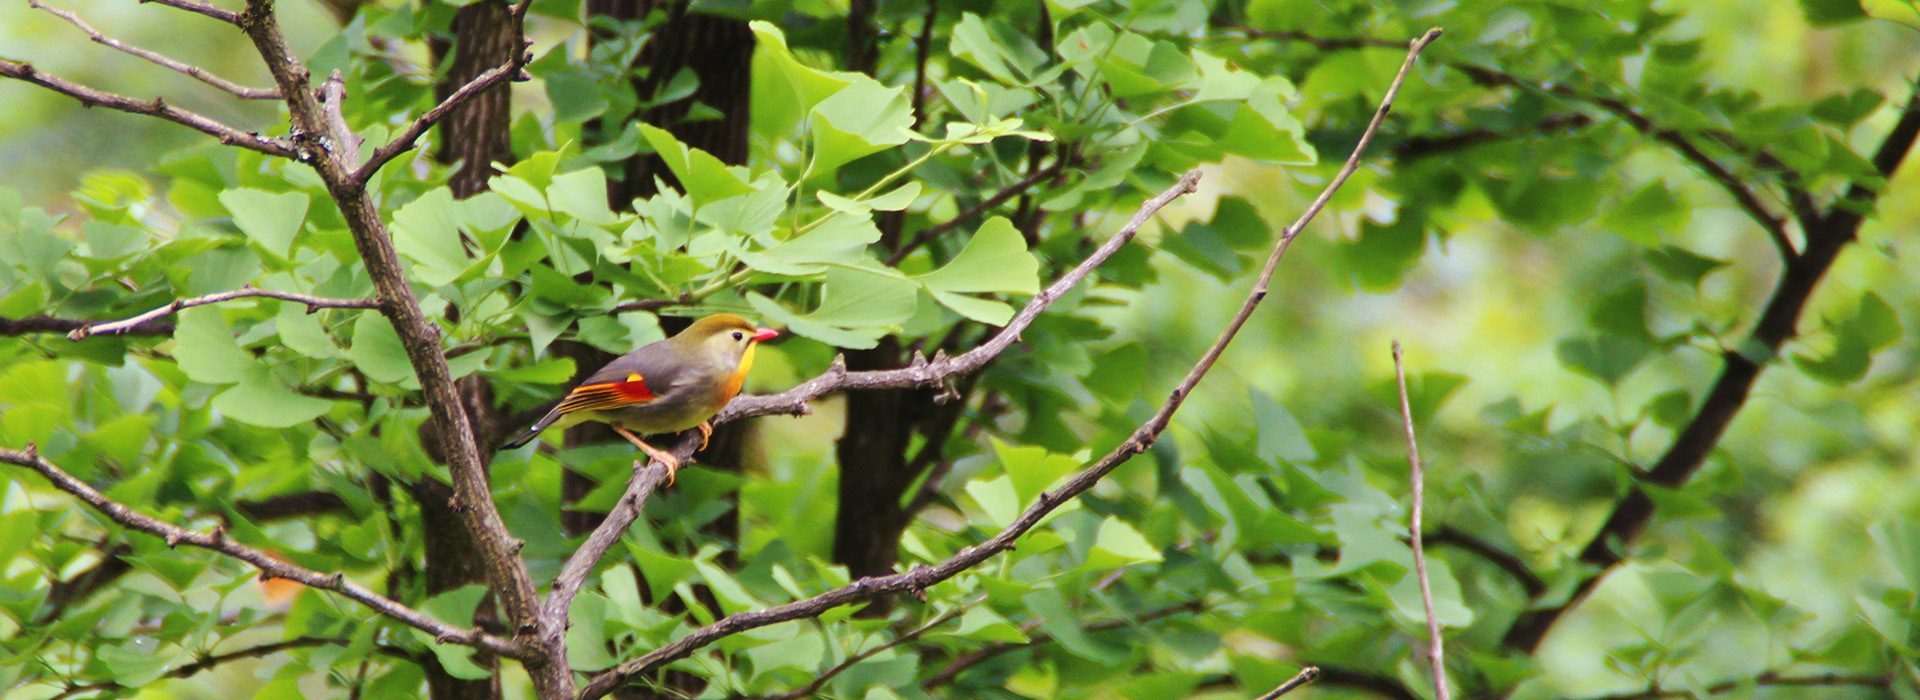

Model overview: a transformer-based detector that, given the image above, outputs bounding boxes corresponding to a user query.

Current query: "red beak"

[753,327,780,342]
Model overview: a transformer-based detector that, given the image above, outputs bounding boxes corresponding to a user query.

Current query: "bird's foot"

[613,425,682,487]
[696,421,713,451]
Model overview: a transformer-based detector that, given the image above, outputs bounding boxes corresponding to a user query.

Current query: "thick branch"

[0,59,297,158]
[0,447,528,660]
[236,1,554,692]
[1502,90,1920,653]
[578,28,1445,700]
[64,286,380,341]
[30,0,279,99]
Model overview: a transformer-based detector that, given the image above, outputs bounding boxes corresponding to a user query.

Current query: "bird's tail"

[501,410,562,449]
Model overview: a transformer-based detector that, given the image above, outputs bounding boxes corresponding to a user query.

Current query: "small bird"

[502,314,779,484]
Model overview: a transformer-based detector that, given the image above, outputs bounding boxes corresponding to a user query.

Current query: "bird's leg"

[612,425,681,486]
[696,421,714,451]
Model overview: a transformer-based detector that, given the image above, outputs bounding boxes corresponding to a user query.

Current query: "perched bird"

[502,313,779,483]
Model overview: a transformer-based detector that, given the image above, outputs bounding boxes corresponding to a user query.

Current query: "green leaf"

[746,268,916,349]
[547,168,620,226]
[1589,282,1653,341]
[1022,588,1129,664]
[916,217,1041,296]
[810,78,914,176]
[1557,335,1651,387]
[995,438,1081,504]
[1087,517,1162,569]
[348,313,417,386]
[1603,181,1687,246]
[391,188,471,286]
[174,307,255,385]
[637,124,755,207]
[1083,342,1146,404]
[214,363,332,428]
[1799,0,1867,25]
[277,302,344,359]
[749,21,857,141]
[1251,390,1317,463]
[1645,246,1728,286]
[218,188,309,257]
[964,475,1020,527]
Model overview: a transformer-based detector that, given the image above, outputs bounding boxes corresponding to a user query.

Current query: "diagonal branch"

[1502,90,1920,654]
[64,286,381,341]
[0,446,529,660]
[1254,666,1322,700]
[352,0,533,184]
[0,315,175,338]
[766,598,979,700]
[577,28,1445,700]
[29,0,279,99]
[0,59,298,158]
[139,0,242,23]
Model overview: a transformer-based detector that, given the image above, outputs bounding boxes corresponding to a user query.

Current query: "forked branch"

[29,0,279,99]
[64,286,381,341]
[0,59,297,158]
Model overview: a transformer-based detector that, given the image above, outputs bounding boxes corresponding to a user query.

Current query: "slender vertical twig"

[1393,341,1449,700]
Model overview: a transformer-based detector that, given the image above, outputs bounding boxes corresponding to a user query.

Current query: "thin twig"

[610,293,693,314]
[764,599,979,700]
[1393,342,1449,700]
[922,600,1205,688]
[1252,666,1321,700]
[0,315,175,338]
[0,447,528,660]
[138,0,241,24]
[0,59,297,158]
[578,28,1446,700]
[45,636,379,700]
[885,160,1065,266]
[28,0,278,98]
[65,286,381,341]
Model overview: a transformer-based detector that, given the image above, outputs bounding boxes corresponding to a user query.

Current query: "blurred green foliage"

[2,0,1919,699]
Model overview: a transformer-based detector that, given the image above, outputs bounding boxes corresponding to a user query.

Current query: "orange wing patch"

[556,373,657,413]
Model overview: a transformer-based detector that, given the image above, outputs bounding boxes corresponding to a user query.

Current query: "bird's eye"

[731,331,745,341]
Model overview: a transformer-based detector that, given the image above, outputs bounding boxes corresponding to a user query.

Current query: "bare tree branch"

[64,286,380,341]
[29,0,279,98]
[139,0,242,24]
[0,446,529,660]
[0,59,298,158]
[541,445,678,642]
[578,28,1446,700]
[610,293,694,314]
[1393,342,1449,700]
[0,315,174,338]
[1253,666,1321,700]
